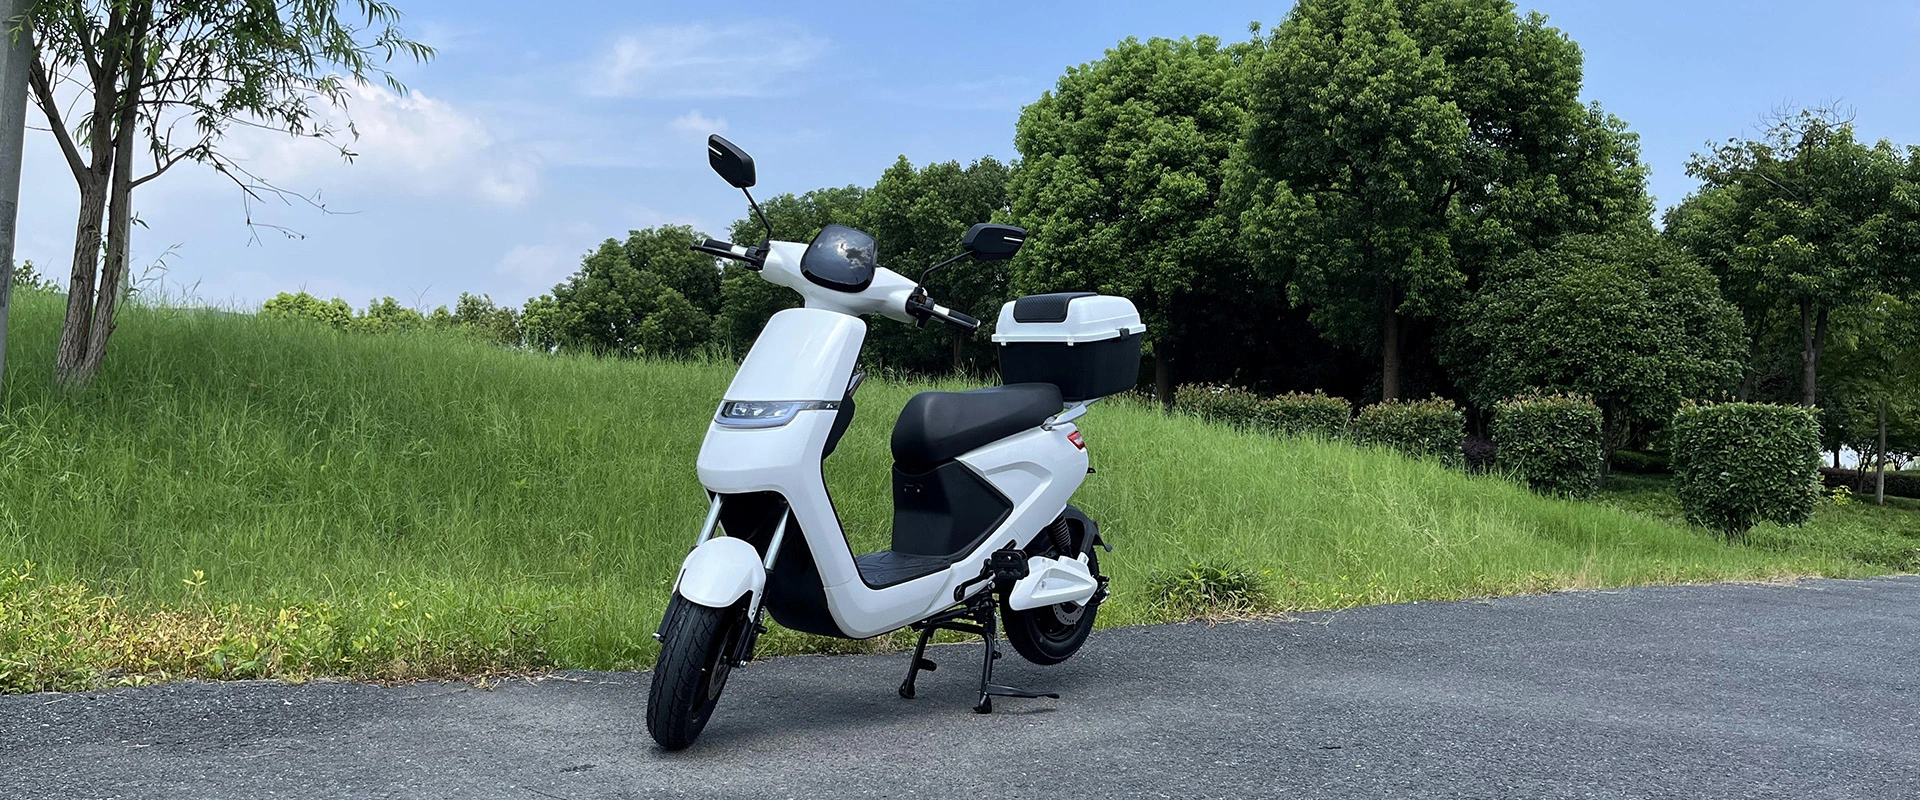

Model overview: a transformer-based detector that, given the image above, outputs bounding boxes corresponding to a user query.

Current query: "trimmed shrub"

[1173,384,1267,429]
[1352,397,1466,468]
[1261,391,1351,439]
[1669,402,1821,537]
[1491,393,1605,498]
[1611,449,1670,474]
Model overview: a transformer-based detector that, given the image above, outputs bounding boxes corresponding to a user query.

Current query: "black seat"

[891,384,1063,474]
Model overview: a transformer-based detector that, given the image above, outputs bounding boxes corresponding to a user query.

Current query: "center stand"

[897,550,1057,713]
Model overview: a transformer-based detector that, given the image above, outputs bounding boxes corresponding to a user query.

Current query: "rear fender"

[1063,504,1107,553]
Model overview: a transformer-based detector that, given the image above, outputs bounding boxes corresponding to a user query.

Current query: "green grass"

[1600,473,1920,571]
[0,289,1902,691]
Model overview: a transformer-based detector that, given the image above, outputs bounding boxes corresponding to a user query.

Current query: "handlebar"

[905,293,981,333]
[690,238,764,268]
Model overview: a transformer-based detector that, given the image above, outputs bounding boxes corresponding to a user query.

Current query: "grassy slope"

[0,290,1889,688]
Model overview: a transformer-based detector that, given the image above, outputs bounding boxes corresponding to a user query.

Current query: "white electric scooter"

[645,135,1146,750]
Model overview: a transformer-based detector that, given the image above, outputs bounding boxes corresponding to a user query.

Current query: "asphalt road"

[5,577,1918,799]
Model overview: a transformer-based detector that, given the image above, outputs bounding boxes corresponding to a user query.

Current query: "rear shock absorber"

[1043,515,1073,556]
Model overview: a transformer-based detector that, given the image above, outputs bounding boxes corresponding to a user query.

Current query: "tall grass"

[0,290,1885,689]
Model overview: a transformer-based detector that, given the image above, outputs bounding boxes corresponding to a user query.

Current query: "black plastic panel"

[998,333,1143,402]
[888,461,1014,561]
[717,491,845,638]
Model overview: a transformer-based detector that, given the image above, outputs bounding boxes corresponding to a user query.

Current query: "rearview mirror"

[961,223,1026,261]
[708,134,756,189]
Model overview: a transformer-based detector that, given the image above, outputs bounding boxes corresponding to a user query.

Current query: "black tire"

[1002,550,1100,666]
[646,597,745,750]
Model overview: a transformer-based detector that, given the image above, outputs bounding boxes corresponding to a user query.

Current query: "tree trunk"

[951,330,964,374]
[53,173,109,385]
[0,0,32,396]
[1381,293,1402,402]
[54,2,149,388]
[1878,399,1888,507]
[1798,298,1829,408]
[80,74,142,382]
[1154,345,1172,413]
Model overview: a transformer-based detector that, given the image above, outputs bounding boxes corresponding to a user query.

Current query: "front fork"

[655,494,781,665]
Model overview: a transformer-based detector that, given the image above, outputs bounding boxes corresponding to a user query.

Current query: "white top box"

[991,293,1146,346]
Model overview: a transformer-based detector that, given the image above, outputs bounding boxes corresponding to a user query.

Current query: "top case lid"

[992,293,1146,345]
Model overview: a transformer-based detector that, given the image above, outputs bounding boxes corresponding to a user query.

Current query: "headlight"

[714,400,839,428]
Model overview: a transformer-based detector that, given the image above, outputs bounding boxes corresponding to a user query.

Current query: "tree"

[529,238,666,356]
[1823,293,1920,504]
[1667,109,1906,407]
[1235,0,1649,400]
[525,226,718,357]
[27,1,430,387]
[1009,35,1253,408]
[626,224,720,317]
[448,292,520,348]
[636,287,708,358]
[350,296,424,334]
[712,186,863,355]
[1,0,29,398]
[1444,231,1745,466]
[855,155,1011,374]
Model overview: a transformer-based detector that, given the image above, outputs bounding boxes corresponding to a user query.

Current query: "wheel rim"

[693,614,743,720]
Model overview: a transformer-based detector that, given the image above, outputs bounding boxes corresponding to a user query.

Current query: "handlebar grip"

[907,295,980,332]
[690,239,763,269]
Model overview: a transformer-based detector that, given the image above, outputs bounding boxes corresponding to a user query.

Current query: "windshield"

[800,224,879,293]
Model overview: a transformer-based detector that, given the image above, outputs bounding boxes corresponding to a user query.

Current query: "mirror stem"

[917,250,972,292]
[742,188,774,243]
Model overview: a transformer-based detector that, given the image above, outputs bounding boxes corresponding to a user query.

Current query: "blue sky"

[14,0,1920,310]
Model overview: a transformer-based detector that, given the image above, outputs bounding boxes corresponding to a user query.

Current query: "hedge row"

[1669,402,1822,537]
[1352,398,1466,469]
[1173,385,1350,440]
[1819,468,1920,500]
[1491,393,1604,498]
[1176,387,1471,468]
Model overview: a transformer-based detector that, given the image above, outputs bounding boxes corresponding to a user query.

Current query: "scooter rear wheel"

[646,597,745,750]
[1001,550,1100,666]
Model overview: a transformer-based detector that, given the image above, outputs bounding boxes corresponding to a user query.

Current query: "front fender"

[673,537,766,610]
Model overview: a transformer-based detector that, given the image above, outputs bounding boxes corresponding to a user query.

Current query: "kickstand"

[897,623,938,699]
[898,592,1058,714]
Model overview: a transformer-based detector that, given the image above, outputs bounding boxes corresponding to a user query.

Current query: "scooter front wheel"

[646,596,746,750]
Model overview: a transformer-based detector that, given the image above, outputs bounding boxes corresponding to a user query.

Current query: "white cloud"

[220,85,541,208]
[495,243,577,290]
[585,23,827,99]
[671,110,727,138]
